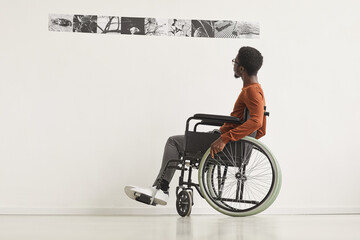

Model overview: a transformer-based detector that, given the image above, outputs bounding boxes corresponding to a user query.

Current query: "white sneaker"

[124,185,169,206]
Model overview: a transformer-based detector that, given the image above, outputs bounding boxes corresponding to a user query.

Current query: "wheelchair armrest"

[186,109,269,132]
[186,113,243,132]
[192,113,242,124]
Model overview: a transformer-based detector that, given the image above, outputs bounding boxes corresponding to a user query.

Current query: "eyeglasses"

[232,59,239,65]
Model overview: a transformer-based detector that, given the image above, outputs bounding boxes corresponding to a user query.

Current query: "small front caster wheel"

[176,190,192,217]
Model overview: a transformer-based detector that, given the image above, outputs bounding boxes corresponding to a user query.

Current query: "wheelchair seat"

[184,108,254,157]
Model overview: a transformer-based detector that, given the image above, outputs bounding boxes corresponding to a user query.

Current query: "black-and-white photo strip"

[97,16,121,34]
[191,20,215,38]
[145,18,168,36]
[73,15,98,33]
[48,14,73,32]
[168,19,191,37]
[121,17,145,35]
[49,14,260,39]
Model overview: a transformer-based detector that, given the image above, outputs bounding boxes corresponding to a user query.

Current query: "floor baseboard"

[0,207,359,215]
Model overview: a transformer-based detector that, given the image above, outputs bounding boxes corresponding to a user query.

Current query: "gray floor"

[0,214,359,240]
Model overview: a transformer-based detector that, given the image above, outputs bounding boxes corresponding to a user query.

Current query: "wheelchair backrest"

[243,107,250,122]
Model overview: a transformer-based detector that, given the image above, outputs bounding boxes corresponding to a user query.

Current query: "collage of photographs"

[48,14,260,39]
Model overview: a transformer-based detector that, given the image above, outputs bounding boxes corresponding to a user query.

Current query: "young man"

[124,46,266,206]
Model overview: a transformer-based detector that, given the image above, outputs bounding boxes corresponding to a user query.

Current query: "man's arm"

[255,114,266,139]
[219,104,246,134]
[220,88,265,144]
[219,123,235,134]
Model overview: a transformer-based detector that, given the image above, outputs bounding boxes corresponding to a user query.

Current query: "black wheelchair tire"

[176,190,193,217]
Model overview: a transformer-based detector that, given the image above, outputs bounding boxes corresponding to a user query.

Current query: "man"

[211,46,266,158]
[124,46,266,206]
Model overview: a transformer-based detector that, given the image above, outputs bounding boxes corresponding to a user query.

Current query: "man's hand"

[210,137,226,158]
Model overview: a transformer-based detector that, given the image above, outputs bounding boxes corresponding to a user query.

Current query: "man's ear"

[239,66,245,74]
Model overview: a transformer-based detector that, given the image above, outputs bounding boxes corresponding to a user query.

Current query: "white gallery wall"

[0,0,359,215]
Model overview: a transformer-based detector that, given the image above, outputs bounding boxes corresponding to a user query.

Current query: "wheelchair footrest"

[134,193,157,206]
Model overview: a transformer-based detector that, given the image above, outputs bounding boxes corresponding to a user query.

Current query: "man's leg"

[153,135,185,191]
[124,134,185,206]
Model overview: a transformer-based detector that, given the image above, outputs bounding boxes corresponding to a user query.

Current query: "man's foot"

[124,185,169,206]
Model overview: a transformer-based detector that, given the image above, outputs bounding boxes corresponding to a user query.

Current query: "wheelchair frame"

[152,107,280,217]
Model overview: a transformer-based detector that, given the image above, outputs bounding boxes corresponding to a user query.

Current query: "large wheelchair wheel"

[198,136,281,217]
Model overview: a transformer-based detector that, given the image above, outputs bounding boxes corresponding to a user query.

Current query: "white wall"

[0,0,359,215]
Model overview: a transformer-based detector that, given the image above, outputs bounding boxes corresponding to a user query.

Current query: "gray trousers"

[152,131,256,187]
[153,135,185,187]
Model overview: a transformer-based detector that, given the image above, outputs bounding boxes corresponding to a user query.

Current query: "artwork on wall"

[168,19,191,37]
[121,17,145,35]
[73,15,98,33]
[48,14,73,32]
[191,20,215,38]
[145,18,168,36]
[214,20,238,38]
[213,21,261,38]
[97,16,121,34]
[235,21,260,38]
[49,13,260,39]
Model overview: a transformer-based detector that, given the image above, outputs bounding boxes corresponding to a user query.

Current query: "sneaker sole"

[124,186,167,205]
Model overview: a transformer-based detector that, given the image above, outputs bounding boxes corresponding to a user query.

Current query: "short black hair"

[236,46,263,76]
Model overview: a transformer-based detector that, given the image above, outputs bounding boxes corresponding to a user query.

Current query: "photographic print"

[97,16,121,34]
[73,15,98,33]
[168,19,191,37]
[48,14,73,32]
[121,17,145,35]
[191,20,215,38]
[234,21,260,38]
[214,20,239,38]
[145,18,168,36]
[49,13,260,40]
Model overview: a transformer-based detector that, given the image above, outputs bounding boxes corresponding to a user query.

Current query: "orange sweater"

[220,83,266,144]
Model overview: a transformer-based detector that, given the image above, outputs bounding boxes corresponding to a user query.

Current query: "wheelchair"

[147,107,281,217]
